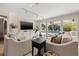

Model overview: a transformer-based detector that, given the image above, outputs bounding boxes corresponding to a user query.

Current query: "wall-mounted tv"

[20,21,33,30]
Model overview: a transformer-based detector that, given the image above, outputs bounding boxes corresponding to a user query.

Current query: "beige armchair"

[4,35,32,56]
[46,40,78,56]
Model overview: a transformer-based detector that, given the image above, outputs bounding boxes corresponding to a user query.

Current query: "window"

[48,21,61,33]
[63,19,77,36]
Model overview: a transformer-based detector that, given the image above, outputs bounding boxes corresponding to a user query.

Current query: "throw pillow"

[51,36,62,44]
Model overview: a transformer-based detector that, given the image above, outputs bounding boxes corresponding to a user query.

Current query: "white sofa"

[46,40,78,56]
[4,35,32,56]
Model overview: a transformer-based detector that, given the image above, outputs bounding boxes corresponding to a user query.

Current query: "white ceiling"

[0,3,79,19]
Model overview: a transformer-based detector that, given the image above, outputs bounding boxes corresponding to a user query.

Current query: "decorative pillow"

[55,36,62,44]
[61,37,72,43]
[43,51,57,56]
[61,32,72,43]
[51,36,57,42]
[51,36,62,44]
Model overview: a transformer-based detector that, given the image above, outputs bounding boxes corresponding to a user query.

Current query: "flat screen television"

[20,21,33,30]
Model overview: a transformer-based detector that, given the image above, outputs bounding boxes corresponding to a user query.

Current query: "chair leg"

[44,42,46,52]
[32,46,34,56]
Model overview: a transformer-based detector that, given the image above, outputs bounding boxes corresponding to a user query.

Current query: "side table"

[32,39,46,56]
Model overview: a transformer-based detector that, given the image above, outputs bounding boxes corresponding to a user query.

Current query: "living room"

[0,3,79,56]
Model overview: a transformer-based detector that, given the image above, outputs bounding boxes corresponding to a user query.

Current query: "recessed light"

[29,4,33,7]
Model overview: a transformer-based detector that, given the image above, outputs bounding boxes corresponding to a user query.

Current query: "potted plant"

[10,24,17,33]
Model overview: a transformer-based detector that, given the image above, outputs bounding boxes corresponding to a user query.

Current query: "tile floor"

[0,40,4,56]
[26,48,38,56]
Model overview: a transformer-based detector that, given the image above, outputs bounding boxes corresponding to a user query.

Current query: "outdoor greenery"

[48,24,60,33]
[63,22,76,31]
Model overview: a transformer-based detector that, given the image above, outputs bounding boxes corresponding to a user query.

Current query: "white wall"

[0,9,39,34]
[7,11,36,33]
